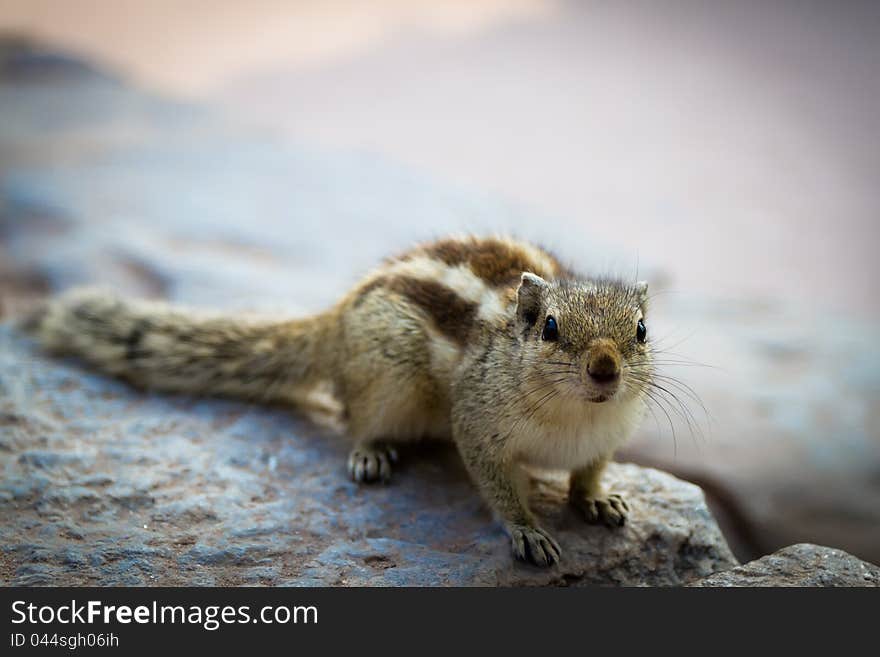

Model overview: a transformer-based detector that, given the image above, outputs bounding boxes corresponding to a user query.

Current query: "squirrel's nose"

[587,354,620,384]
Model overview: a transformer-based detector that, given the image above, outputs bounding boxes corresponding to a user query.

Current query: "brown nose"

[587,354,620,384]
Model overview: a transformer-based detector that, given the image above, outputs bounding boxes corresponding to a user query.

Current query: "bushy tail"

[26,289,336,403]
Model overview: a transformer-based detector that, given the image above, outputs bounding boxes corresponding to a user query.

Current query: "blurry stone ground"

[0,38,877,580]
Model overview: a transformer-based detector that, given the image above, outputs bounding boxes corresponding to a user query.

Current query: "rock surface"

[689,544,880,587]
[0,327,737,586]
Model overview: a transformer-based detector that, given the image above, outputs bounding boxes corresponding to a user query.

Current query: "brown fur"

[384,276,479,345]
[416,237,560,286]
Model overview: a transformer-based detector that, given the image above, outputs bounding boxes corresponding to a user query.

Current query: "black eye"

[636,319,647,344]
[542,316,558,341]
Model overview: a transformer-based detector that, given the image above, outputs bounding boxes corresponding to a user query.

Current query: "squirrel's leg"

[568,458,629,527]
[337,292,448,485]
[343,392,418,485]
[343,401,400,484]
[455,436,561,567]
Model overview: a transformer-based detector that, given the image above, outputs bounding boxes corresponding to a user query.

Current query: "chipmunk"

[27,236,653,567]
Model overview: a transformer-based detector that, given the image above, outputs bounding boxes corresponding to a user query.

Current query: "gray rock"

[0,326,737,586]
[689,544,880,587]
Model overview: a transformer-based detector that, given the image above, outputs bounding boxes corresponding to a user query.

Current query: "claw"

[508,525,561,567]
[348,444,396,484]
[572,492,630,527]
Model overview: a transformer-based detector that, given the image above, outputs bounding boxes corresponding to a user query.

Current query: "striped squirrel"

[28,236,653,567]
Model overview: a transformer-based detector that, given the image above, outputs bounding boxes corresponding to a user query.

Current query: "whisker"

[506,388,560,437]
[629,357,718,370]
[640,386,678,458]
[644,380,704,444]
[646,374,713,427]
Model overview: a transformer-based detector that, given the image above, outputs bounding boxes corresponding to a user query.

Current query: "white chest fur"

[508,394,645,470]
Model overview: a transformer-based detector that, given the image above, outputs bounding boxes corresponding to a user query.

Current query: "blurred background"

[1,0,878,563]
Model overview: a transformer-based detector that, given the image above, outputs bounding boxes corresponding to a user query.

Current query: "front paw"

[571,493,629,527]
[507,524,561,567]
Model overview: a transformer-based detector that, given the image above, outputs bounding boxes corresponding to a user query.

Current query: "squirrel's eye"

[636,319,647,344]
[542,316,558,341]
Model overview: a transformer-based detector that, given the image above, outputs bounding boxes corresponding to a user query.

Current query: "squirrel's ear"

[635,280,649,311]
[516,272,548,326]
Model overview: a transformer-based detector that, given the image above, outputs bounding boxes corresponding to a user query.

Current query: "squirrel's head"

[515,272,652,404]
